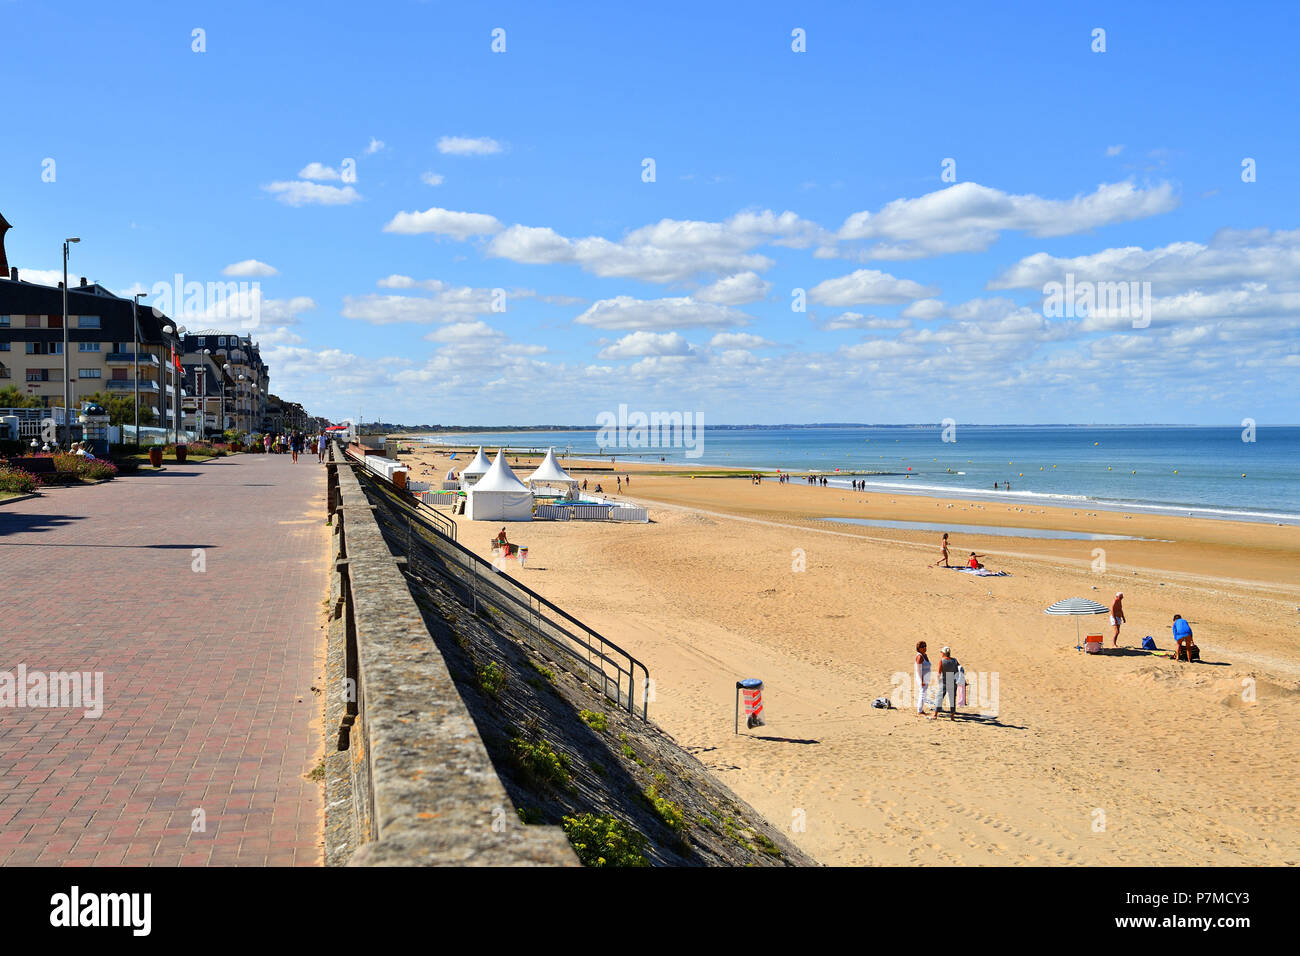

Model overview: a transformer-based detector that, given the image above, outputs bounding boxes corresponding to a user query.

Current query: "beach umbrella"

[1044,597,1108,652]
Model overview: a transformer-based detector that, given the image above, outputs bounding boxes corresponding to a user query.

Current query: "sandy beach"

[401,444,1300,866]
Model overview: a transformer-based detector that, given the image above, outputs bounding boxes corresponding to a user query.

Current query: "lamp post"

[221,362,231,433]
[160,323,185,443]
[61,237,80,448]
[132,292,147,448]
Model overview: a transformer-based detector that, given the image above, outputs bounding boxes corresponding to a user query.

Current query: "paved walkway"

[0,454,330,865]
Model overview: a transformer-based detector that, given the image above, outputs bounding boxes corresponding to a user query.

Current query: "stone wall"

[323,445,577,866]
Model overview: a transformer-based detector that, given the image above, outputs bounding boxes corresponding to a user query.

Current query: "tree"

[0,384,42,408]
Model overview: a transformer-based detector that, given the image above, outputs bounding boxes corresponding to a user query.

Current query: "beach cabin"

[465,450,534,521]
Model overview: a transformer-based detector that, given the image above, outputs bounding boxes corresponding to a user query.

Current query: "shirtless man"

[1110,592,1126,647]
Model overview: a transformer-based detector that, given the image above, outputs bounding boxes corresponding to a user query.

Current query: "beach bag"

[1189,645,1200,662]
[871,697,892,709]
[956,682,967,707]
[1142,635,1157,651]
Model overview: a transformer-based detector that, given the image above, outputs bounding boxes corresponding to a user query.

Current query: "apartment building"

[181,332,269,434]
[0,271,184,425]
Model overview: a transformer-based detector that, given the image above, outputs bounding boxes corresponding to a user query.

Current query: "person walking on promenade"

[291,431,302,463]
[317,432,327,462]
[264,433,271,454]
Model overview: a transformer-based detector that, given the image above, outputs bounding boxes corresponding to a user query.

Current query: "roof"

[0,276,173,343]
[469,450,531,493]
[526,447,575,483]
[460,446,492,476]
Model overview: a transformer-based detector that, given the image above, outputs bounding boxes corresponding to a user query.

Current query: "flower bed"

[0,465,41,494]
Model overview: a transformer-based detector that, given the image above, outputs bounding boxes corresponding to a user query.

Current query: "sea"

[419,425,1300,525]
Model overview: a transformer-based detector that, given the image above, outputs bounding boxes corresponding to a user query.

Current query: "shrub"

[643,785,688,833]
[579,709,608,732]
[0,466,39,494]
[476,660,506,699]
[51,453,117,481]
[561,813,649,867]
[508,736,571,787]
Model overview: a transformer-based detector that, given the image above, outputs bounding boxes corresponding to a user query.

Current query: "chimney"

[79,276,88,288]
[8,267,16,281]
[0,212,10,278]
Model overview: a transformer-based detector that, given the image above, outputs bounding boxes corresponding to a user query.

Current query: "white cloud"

[990,228,1300,290]
[819,312,911,331]
[900,298,946,320]
[222,259,279,278]
[809,269,939,306]
[696,271,772,305]
[598,331,696,359]
[382,206,503,239]
[486,210,818,283]
[342,284,500,324]
[1106,145,1125,157]
[264,181,361,206]
[836,181,1179,259]
[574,296,752,331]
[365,137,386,155]
[437,135,502,156]
[424,321,499,343]
[709,331,773,349]
[420,171,445,186]
[297,162,340,181]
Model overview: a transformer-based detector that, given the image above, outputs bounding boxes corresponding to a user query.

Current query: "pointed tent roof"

[470,450,531,493]
[461,446,492,477]
[526,447,576,484]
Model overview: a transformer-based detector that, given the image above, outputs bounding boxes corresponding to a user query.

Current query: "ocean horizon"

[419,424,1300,525]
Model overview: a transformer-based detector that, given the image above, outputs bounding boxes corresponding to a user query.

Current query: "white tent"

[466,450,534,521]
[525,447,578,494]
[460,447,492,484]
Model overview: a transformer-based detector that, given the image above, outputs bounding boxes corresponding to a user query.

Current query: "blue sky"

[4,0,1298,425]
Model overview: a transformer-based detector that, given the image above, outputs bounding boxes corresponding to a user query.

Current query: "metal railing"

[352,462,650,721]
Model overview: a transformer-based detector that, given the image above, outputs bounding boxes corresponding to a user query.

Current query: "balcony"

[106,379,161,392]
[107,353,161,365]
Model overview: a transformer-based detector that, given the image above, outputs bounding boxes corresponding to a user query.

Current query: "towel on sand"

[949,567,1009,577]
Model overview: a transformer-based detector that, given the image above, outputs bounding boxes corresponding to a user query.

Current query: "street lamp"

[160,323,185,442]
[61,237,80,448]
[132,292,147,448]
[221,362,231,432]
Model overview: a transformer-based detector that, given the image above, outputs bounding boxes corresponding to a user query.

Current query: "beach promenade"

[0,454,329,866]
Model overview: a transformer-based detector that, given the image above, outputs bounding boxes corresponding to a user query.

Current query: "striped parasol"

[1044,597,1109,652]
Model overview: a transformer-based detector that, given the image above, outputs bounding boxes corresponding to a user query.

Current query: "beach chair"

[1084,634,1104,654]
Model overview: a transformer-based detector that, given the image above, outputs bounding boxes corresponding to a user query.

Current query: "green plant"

[561,813,649,867]
[579,709,607,732]
[752,832,783,858]
[0,466,39,494]
[643,785,688,833]
[476,660,506,699]
[508,736,572,787]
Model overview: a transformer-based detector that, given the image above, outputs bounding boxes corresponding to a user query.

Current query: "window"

[79,315,101,329]
[25,342,63,355]
[48,314,62,329]
[79,342,102,352]
[0,316,9,327]
[79,369,102,379]
[26,315,40,328]
[26,368,50,382]
[217,336,226,345]
[195,336,205,346]
[0,342,9,351]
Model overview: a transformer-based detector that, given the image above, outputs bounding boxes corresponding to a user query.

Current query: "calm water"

[422,426,1300,524]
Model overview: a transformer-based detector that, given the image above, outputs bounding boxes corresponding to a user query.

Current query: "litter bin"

[735,678,765,732]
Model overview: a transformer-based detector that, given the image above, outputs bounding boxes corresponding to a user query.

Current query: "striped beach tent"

[1044,597,1109,652]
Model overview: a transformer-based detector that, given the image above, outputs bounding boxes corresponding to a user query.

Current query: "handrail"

[352,464,650,720]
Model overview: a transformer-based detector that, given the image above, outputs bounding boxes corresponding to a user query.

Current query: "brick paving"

[0,454,330,866]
